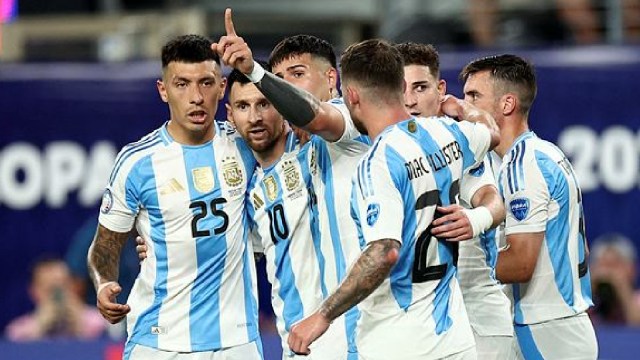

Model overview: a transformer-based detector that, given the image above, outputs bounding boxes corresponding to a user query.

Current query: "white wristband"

[246,61,266,83]
[97,281,117,295]
[462,206,494,238]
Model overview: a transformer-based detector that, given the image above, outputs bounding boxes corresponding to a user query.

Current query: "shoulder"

[109,128,166,184]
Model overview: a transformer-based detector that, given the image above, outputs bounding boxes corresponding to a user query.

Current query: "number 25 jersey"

[98,122,259,353]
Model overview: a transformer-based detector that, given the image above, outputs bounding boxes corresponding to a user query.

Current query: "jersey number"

[189,198,229,238]
[412,179,460,283]
[268,203,289,245]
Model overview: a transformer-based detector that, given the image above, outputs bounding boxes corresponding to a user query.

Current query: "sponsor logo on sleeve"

[366,203,380,226]
[469,162,485,177]
[510,197,530,221]
[100,189,113,214]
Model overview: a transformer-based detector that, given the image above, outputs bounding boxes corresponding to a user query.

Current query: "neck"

[495,115,529,158]
[167,120,215,145]
[365,102,411,140]
[254,129,289,168]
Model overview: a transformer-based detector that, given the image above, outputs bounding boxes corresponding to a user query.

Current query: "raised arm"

[440,95,500,150]
[87,224,131,323]
[287,239,400,355]
[212,8,347,141]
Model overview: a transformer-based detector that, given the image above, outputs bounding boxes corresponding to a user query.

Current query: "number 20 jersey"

[350,116,491,359]
[98,122,260,353]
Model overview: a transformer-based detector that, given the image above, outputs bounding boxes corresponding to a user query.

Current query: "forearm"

[319,239,400,321]
[249,65,320,128]
[470,184,505,229]
[87,224,129,289]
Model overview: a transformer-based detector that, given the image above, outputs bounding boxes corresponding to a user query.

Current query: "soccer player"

[286,39,501,360]
[396,42,516,359]
[460,54,597,359]
[87,35,262,359]
[226,67,363,359]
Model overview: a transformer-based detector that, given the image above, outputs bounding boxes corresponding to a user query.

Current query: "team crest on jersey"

[469,162,485,177]
[222,157,243,187]
[263,175,278,201]
[192,167,215,193]
[283,160,301,192]
[510,198,530,221]
[100,189,113,214]
[407,120,417,133]
[252,193,264,210]
[366,203,380,226]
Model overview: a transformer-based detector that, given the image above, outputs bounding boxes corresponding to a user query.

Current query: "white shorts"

[123,340,263,360]
[514,313,598,360]
[472,329,518,360]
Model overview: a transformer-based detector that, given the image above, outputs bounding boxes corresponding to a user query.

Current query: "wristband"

[97,281,117,295]
[246,61,266,83]
[462,206,493,238]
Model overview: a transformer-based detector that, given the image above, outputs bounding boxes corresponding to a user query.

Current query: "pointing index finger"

[225,8,237,36]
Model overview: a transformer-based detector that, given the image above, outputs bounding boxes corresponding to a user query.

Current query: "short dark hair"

[460,54,537,116]
[226,59,270,95]
[161,34,220,68]
[340,39,404,100]
[394,42,440,79]
[269,34,337,70]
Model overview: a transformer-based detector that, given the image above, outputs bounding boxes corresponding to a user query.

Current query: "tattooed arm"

[87,224,131,323]
[287,238,401,355]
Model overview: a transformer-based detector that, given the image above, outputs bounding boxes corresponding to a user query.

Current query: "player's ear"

[226,103,235,126]
[437,79,447,98]
[219,76,227,100]
[501,93,517,116]
[326,67,338,94]
[345,86,359,107]
[157,79,168,103]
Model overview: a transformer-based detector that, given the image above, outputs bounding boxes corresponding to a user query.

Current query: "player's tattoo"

[319,239,400,321]
[255,71,320,127]
[88,224,130,288]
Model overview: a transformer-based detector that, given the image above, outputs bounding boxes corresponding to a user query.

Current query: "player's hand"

[96,282,130,324]
[136,235,149,262]
[439,94,464,120]
[211,8,255,75]
[287,311,331,356]
[431,204,474,241]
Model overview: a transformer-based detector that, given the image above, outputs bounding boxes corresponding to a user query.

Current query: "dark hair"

[340,39,404,99]
[227,59,270,93]
[269,34,337,70]
[394,42,440,79]
[460,54,537,116]
[161,34,220,68]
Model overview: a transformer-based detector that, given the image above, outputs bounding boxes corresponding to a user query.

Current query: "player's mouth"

[248,127,268,140]
[188,110,207,124]
[410,111,422,116]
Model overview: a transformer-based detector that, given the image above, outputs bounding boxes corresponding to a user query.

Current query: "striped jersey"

[247,128,368,357]
[457,157,514,336]
[98,121,260,352]
[350,116,491,359]
[498,131,592,325]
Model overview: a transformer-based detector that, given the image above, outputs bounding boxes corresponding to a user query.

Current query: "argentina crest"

[263,175,279,201]
[283,159,301,192]
[222,156,243,187]
[192,167,215,193]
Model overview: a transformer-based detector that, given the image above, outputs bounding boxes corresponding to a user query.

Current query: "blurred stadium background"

[1,0,639,359]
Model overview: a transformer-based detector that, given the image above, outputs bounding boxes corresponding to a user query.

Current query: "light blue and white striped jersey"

[247,130,368,358]
[350,116,491,359]
[98,121,260,353]
[457,157,514,336]
[498,131,592,325]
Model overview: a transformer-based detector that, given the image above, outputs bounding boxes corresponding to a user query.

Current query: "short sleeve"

[353,144,405,244]
[98,163,139,233]
[459,157,498,207]
[329,98,364,143]
[454,120,492,168]
[501,146,549,235]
